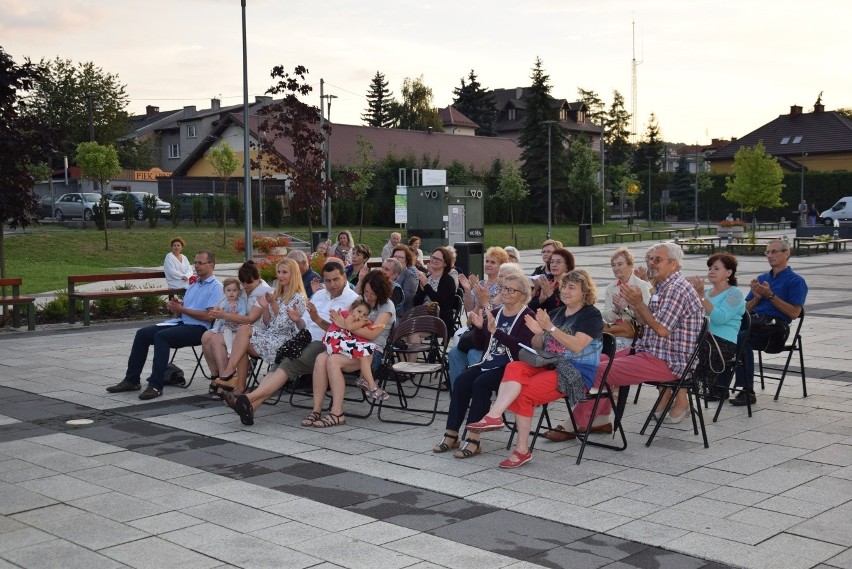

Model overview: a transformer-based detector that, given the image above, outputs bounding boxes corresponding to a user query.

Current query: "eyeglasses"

[765,249,787,256]
[646,256,670,264]
[430,256,444,263]
[541,249,554,255]
[499,285,520,294]
[193,260,210,265]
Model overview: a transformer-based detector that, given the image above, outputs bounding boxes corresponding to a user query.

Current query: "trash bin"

[311,231,328,252]
[453,241,484,277]
[578,224,592,247]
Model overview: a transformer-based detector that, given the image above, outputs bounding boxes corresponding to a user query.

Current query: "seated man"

[729,239,807,406]
[224,261,358,425]
[288,249,319,299]
[379,257,407,316]
[571,243,704,431]
[380,231,402,261]
[107,250,223,400]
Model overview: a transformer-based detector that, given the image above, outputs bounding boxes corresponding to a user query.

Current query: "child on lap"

[324,299,388,401]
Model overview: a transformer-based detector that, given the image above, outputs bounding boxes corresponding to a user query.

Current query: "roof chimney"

[145,105,159,117]
[515,87,524,99]
[790,104,803,117]
[211,98,221,110]
[814,103,825,113]
[183,105,196,116]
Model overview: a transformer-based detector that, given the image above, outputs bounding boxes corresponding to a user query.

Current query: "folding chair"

[639,317,710,448]
[713,312,752,421]
[169,345,207,388]
[377,315,449,426]
[757,308,806,401]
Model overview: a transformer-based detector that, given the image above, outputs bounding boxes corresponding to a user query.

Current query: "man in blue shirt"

[731,239,807,406]
[289,250,319,299]
[107,250,223,400]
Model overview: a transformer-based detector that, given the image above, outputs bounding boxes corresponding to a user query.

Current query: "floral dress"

[249,293,307,361]
[324,310,378,359]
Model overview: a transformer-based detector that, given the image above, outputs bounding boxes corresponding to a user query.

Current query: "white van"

[820,197,852,226]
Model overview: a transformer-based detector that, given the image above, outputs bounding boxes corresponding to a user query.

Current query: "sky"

[2,0,851,145]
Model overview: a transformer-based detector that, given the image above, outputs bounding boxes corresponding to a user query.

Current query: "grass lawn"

[3,219,677,294]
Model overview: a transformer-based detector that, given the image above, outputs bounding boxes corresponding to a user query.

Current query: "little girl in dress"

[210,278,246,357]
[324,299,389,401]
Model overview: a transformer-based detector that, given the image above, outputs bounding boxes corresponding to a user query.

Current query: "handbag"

[275,328,312,363]
[518,344,561,368]
[456,328,475,352]
[749,313,790,353]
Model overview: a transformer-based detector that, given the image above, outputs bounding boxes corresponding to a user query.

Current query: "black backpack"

[164,363,185,386]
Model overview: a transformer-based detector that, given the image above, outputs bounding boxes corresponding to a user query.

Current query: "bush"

[214,196,225,227]
[266,196,284,227]
[192,197,203,226]
[229,195,243,226]
[39,291,71,323]
[92,196,109,230]
[143,194,159,228]
[170,197,182,228]
[94,284,135,318]
[136,287,167,316]
[122,194,135,229]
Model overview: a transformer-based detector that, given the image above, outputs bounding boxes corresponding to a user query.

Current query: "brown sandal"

[432,433,460,453]
[453,438,481,459]
[312,413,346,428]
[300,411,321,427]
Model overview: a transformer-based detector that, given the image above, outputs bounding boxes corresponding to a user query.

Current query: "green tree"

[0,48,60,276]
[389,76,443,132]
[207,141,240,245]
[518,57,569,223]
[361,71,394,128]
[566,135,601,223]
[349,135,375,240]
[452,70,497,136]
[723,141,786,234]
[577,87,607,125]
[75,141,121,250]
[605,90,633,168]
[115,137,154,170]
[26,58,129,163]
[496,163,530,240]
[632,113,663,175]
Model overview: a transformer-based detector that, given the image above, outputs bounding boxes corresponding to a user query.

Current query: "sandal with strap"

[499,449,532,469]
[312,413,346,428]
[300,411,322,427]
[453,438,481,459]
[207,376,220,395]
[432,433,460,453]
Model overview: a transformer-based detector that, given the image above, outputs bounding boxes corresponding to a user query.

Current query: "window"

[508,108,516,121]
[560,108,567,121]
[780,137,790,145]
[792,135,803,144]
[577,110,585,123]
[168,144,180,159]
[186,124,197,138]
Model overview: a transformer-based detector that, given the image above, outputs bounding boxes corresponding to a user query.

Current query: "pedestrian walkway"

[1,231,851,569]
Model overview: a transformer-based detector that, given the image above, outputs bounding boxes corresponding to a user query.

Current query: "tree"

[836,107,852,120]
[388,76,443,132]
[208,141,241,245]
[25,58,129,164]
[605,90,633,169]
[577,87,607,126]
[0,48,60,276]
[348,135,375,240]
[723,141,785,234]
[452,70,497,136]
[252,65,333,230]
[632,113,663,175]
[518,57,569,223]
[566,136,601,223]
[115,137,154,170]
[361,71,394,128]
[496,163,530,240]
[76,141,121,250]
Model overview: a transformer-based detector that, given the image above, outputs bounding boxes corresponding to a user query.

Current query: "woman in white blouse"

[164,237,193,288]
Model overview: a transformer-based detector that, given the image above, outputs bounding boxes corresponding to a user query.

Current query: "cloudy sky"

[3,0,850,144]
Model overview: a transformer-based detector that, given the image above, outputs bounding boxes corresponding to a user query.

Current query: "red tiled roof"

[438,106,479,129]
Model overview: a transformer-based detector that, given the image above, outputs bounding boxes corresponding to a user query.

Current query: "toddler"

[210,278,246,356]
[324,299,389,401]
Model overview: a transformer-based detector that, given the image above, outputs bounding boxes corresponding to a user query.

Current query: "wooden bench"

[651,229,678,240]
[0,278,36,331]
[797,241,830,256]
[666,240,715,255]
[725,243,767,255]
[831,238,852,252]
[591,234,614,244]
[614,232,641,243]
[756,221,787,231]
[68,271,186,326]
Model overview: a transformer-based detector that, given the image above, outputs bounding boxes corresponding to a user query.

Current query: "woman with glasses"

[530,247,575,311]
[345,243,371,286]
[532,239,562,277]
[202,260,273,397]
[412,246,457,334]
[391,245,420,307]
[433,273,535,459]
[601,247,653,352]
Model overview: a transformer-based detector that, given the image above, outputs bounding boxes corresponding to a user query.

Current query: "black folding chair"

[169,345,207,388]
[713,312,753,421]
[757,308,806,401]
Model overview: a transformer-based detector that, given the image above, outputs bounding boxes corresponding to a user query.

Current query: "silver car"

[106,191,172,220]
[52,193,124,221]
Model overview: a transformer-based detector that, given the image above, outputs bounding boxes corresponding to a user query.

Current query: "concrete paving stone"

[180,499,286,533]
[194,479,297,509]
[0,464,57,483]
[663,531,762,568]
[336,520,420,546]
[67,491,173,523]
[564,532,650,562]
[287,532,420,569]
[644,506,780,545]
[680,467,746,487]
[749,533,846,569]
[707,444,810,475]
[0,527,57,553]
[262,497,374,532]
[774,431,850,450]
[800,443,852,467]
[359,505,455,533]
[386,532,517,569]
[464,488,538,510]
[67,465,133,483]
[829,465,852,481]
[699,486,772,507]
[728,459,838,494]
[250,520,330,547]
[100,535,221,569]
[0,458,30,473]
[512,498,632,533]
[0,515,26,534]
[18,473,111,502]
[593,496,666,519]
[96,451,204,479]
[825,547,852,569]
[617,546,710,569]
[669,496,746,518]
[525,545,612,569]
[208,462,276,480]
[0,482,58,515]
[607,520,690,548]
[0,539,124,569]
[11,447,103,473]
[787,502,852,547]
[726,505,805,532]
[171,471,234,489]
[147,488,220,509]
[780,475,852,507]
[35,511,149,550]
[754,495,836,518]
[252,456,347,480]
[280,471,418,509]
[236,470,306,490]
[94,472,184,500]
[125,511,206,535]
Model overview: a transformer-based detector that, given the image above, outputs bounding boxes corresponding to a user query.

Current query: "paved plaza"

[0,230,850,569]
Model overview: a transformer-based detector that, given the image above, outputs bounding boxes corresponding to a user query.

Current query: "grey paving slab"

[100,536,222,569]
[30,511,148,550]
[0,539,124,569]
[787,502,852,547]
[0,482,57,515]
[67,491,173,522]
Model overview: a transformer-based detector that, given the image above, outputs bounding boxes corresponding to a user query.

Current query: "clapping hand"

[686,275,704,296]
[539,277,554,299]
[458,273,471,292]
[467,310,484,329]
[620,283,644,307]
[485,310,497,334]
[286,306,302,322]
[612,292,628,313]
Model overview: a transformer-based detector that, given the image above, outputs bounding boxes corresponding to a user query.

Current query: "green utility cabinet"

[406,185,485,269]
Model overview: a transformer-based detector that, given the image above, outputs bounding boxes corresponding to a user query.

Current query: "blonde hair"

[611,246,635,266]
[222,277,241,292]
[485,246,509,265]
[274,258,307,302]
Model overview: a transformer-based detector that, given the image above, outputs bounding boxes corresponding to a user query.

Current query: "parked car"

[105,191,171,220]
[50,193,124,221]
[820,197,852,226]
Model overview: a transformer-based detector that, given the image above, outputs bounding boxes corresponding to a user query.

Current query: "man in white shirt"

[226,261,358,424]
[380,232,402,261]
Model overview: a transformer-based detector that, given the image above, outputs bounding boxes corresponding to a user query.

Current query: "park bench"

[725,243,768,256]
[591,234,612,244]
[651,229,678,240]
[68,271,186,326]
[666,240,715,255]
[0,278,36,331]
[614,232,641,243]
[797,241,831,256]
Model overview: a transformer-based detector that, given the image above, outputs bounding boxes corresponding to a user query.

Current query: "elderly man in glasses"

[729,238,807,406]
[106,251,223,400]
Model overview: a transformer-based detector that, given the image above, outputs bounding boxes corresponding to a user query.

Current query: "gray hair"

[766,238,789,252]
[502,273,532,304]
[383,257,402,276]
[651,242,683,269]
[498,262,524,279]
[287,249,308,263]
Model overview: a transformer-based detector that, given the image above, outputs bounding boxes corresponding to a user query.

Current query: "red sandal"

[499,450,532,469]
[466,415,505,433]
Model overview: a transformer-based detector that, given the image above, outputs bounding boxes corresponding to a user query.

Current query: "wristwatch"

[548,325,557,333]
[767,294,775,300]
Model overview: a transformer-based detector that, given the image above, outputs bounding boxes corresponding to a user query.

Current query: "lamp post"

[321,93,337,240]
[542,120,556,239]
[800,151,807,222]
[240,0,252,262]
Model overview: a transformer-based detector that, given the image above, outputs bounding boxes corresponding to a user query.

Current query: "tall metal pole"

[600,124,606,226]
[241,0,252,262]
[800,151,806,210]
[323,94,337,240]
[319,79,326,236]
[542,120,555,239]
[694,144,699,237]
[86,95,94,142]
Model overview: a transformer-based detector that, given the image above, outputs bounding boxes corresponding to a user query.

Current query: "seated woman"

[391,245,420,309]
[532,239,563,277]
[433,273,535,459]
[467,270,604,469]
[328,230,354,265]
[408,236,425,268]
[412,246,457,334]
[345,243,371,286]
[602,247,652,351]
[163,237,193,289]
[529,247,574,311]
[202,260,273,396]
[302,270,396,428]
[214,258,307,394]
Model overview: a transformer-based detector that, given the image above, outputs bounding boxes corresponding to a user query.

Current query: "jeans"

[448,347,483,387]
[731,329,755,392]
[445,365,503,432]
[124,323,207,390]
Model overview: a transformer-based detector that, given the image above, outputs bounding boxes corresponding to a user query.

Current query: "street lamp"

[321,93,338,240]
[241,0,252,262]
[542,120,556,239]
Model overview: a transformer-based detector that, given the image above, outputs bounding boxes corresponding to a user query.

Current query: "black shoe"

[138,386,163,400]
[729,390,756,407]
[705,387,730,402]
[106,380,141,393]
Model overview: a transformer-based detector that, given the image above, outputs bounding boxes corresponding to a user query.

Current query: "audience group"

[107,230,807,469]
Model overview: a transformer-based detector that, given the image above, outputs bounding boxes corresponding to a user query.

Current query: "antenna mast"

[631,17,642,143]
